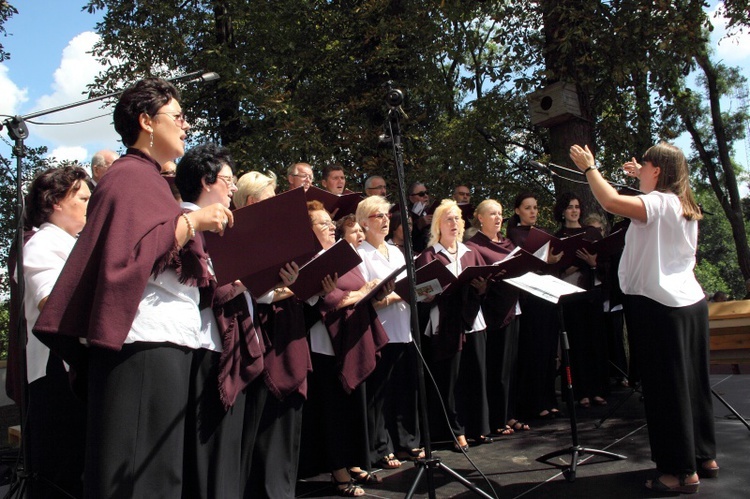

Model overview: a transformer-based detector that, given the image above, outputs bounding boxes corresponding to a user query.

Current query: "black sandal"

[396,447,425,461]
[645,474,699,494]
[349,469,383,484]
[331,475,365,497]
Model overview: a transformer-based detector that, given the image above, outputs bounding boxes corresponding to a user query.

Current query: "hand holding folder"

[288,240,363,301]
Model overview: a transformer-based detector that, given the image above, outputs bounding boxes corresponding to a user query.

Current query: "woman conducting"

[569,142,717,494]
[33,78,233,497]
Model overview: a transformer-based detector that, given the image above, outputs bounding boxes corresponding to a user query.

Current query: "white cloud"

[0,64,28,117]
[48,146,89,166]
[708,2,750,64]
[26,31,120,159]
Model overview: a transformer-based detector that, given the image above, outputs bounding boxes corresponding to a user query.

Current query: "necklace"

[446,247,458,255]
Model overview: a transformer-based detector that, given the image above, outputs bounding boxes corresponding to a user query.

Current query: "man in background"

[286,162,314,191]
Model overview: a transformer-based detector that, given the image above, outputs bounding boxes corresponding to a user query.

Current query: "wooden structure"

[708,300,750,369]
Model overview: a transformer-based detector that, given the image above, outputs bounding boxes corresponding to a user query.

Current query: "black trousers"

[624,295,716,475]
[243,389,304,499]
[385,342,421,453]
[365,343,403,466]
[26,355,86,499]
[486,318,520,430]
[86,343,193,499]
[456,330,490,439]
[183,348,245,499]
[516,295,560,417]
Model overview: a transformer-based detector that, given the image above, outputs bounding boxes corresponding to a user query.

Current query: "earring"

[149,131,154,148]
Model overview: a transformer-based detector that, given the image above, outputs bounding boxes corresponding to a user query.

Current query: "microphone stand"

[382,92,493,499]
[0,70,218,499]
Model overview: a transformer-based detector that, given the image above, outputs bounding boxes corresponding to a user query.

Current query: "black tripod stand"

[536,296,626,482]
[595,361,642,428]
[381,84,493,499]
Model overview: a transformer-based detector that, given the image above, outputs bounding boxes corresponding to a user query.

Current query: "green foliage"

[0,0,18,62]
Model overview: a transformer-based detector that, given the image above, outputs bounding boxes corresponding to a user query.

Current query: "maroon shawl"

[211,283,266,409]
[465,231,519,329]
[320,266,389,393]
[415,245,484,361]
[33,149,212,368]
[257,297,312,401]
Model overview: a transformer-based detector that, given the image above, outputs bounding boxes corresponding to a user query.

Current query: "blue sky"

[1,1,749,181]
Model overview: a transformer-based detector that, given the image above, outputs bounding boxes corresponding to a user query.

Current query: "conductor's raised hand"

[622,157,641,178]
[569,144,595,171]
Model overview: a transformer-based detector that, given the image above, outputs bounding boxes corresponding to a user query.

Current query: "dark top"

[415,245,485,360]
[465,231,519,329]
[320,266,389,393]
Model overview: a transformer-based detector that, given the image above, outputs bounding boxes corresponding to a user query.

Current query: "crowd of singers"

[11,77,716,498]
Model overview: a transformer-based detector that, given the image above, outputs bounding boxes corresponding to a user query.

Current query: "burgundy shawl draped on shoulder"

[465,231,519,329]
[257,297,312,401]
[33,149,212,368]
[415,246,484,360]
[211,283,266,410]
[320,266,388,393]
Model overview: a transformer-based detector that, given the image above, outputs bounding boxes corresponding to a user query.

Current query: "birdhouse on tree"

[528,82,583,127]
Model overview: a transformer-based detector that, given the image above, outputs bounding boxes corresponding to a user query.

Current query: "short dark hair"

[113,78,180,147]
[25,166,88,229]
[175,142,235,203]
[553,192,583,224]
[322,163,344,180]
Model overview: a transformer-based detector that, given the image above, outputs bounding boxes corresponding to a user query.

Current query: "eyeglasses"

[412,190,429,197]
[292,173,313,180]
[160,170,176,177]
[313,220,335,228]
[368,212,391,220]
[216,174,236,187]
[155,112,188,126]
[366,185,386,191]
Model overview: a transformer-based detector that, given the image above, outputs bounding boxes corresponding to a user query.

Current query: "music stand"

[381,84,494,499]
[505,273,627,482]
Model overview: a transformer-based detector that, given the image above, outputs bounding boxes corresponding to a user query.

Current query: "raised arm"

[569,144,647,223]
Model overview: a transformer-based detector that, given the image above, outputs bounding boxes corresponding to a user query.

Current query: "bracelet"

[182,213,195,239]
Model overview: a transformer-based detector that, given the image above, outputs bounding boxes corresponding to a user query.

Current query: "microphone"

[185,72,220,84]
[528,160,552,175]
[168,71,220,85]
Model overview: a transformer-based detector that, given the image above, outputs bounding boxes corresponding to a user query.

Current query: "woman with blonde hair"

[415,199,491,452]
[570,142,717,493]
[356,196,423,467]
[465,199,527,435]
[235,170,277,208]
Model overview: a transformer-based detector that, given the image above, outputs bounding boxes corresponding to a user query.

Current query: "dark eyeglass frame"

[412,190,429,197]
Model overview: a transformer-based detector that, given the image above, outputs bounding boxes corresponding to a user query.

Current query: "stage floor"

[296,374,749,498]
[0,374,746,498]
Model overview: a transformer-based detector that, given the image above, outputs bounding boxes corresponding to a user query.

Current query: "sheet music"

[505,271,585,304]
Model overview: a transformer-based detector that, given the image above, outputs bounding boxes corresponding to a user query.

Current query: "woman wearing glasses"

[230,170,314,498]
[302,200,390,496]
[407,181,433,253]
[174,142,262,498]
[33,78,233,497]
[465,199,527,436]
[356,196,424,468]
[416,199,491,453]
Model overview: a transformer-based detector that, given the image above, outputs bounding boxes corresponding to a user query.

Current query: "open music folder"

[288,240,363,301]
[204,188,320,295]
[304,185,363,220]
[504,272,586,304]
